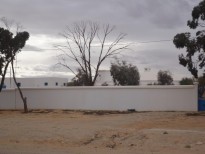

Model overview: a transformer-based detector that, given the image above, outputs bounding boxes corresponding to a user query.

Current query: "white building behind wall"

[95,70,114,86]
[1,77,68,89]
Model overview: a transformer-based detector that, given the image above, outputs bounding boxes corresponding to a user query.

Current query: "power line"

[22,39,173,51]
[135,39,172,44]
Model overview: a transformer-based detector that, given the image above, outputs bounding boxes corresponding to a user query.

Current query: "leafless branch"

[57,21,128,85]
[0,17,14,30]
[199,23,205,27]
[56,62,76,76]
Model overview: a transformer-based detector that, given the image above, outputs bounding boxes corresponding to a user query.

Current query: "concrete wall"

[0,85,198,111]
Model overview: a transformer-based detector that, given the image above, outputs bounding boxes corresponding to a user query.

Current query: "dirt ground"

[0,110,205,154]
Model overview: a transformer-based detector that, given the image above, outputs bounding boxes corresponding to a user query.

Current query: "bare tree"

[57,21,128,86]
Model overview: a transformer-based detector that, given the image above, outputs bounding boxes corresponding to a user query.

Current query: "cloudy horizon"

[0,0,202,81]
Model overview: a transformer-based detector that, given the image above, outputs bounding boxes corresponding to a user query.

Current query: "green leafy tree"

[0,18,29,112]
[0,27,13,90]
[179,77,194,85]
[157,70,173,85]
[110,60,140,86]
[173,0,205,78]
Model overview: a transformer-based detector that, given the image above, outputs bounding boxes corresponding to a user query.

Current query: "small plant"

[101,82,108,86]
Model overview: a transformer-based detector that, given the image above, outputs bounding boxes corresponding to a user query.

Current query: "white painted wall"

[0,85,198,111]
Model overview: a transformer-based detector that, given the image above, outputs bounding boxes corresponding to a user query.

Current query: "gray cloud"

[0,0,200,36]
[23,45,43,52]
[0,0,202,79]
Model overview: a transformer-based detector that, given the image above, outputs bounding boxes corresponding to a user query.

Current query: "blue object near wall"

[198,98,205,111]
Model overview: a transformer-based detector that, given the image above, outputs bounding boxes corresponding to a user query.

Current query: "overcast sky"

[0,0,202,80]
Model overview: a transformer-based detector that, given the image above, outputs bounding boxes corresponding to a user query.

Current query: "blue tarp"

[198,98,205,111]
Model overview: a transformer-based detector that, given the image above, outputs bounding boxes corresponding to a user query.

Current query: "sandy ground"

[0,110,205,154]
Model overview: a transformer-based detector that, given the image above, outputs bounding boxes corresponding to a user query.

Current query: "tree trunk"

[11,60,28,113]
[0,62,10,92]
[23,97,28,113]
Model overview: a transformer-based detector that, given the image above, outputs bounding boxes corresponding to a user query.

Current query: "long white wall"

[0,85,198,111]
